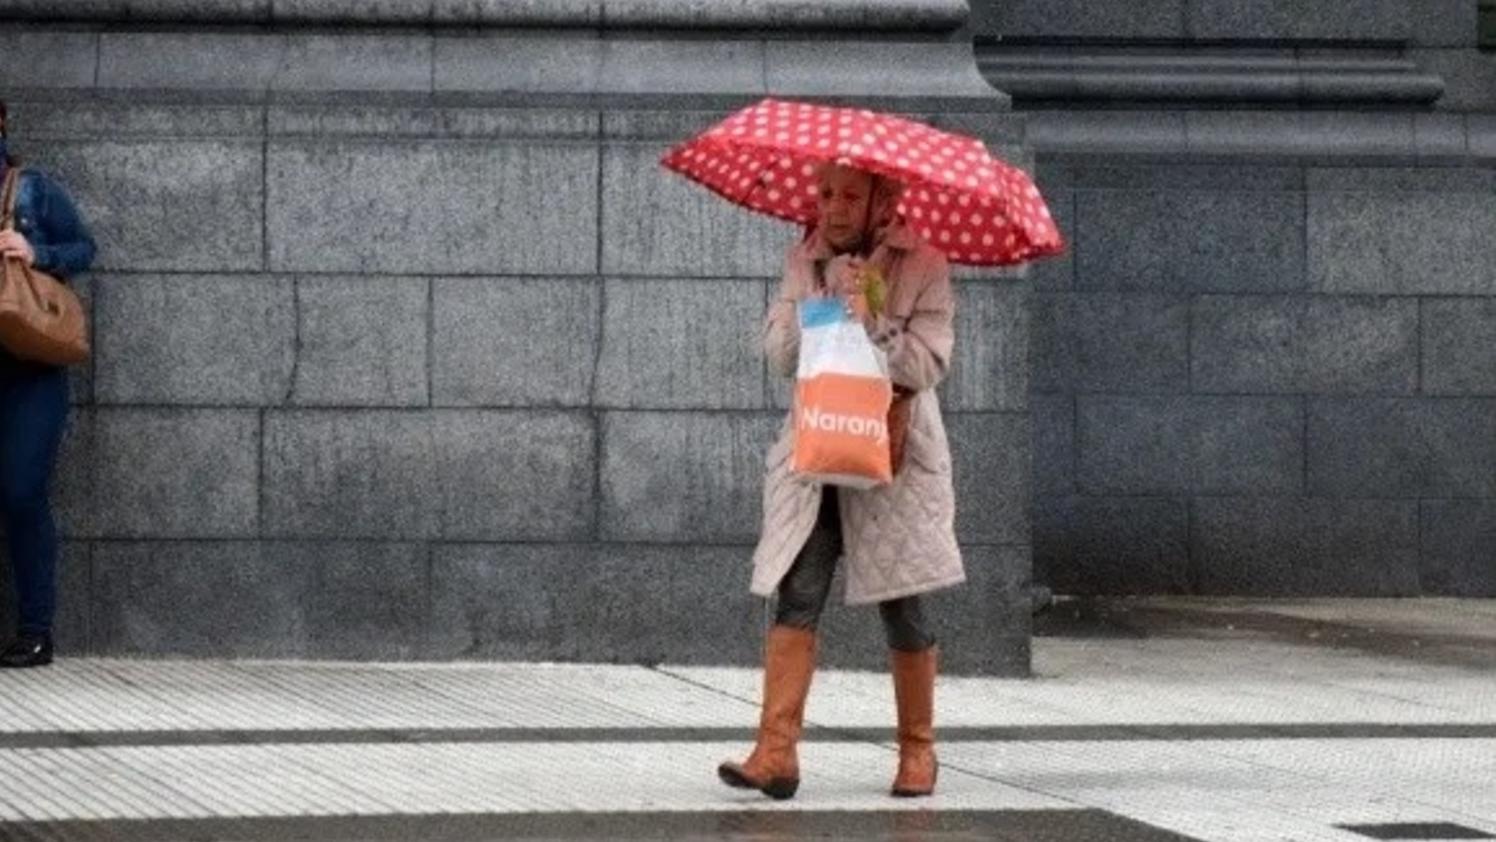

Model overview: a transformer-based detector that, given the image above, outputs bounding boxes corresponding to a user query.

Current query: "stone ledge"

[974,0,1475,47]
[604,0,968,31]
[1026,109,1496,164]
[980,47,1445,106]
[0,0,968,30]
[0,29,1006,109]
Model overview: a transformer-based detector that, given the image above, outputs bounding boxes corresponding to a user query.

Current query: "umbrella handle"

[857,183,878,258]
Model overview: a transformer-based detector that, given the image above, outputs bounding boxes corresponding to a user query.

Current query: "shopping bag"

[791,297,894,489]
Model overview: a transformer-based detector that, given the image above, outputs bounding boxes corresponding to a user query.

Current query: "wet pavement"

[0,809,1209,841]
[1034,596,1496,670]
[0,598,1489,842]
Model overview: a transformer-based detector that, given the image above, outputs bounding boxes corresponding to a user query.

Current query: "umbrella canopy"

[661,98,1064,266]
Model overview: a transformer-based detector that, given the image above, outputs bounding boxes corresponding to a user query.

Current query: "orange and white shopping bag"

[792,298,894,489]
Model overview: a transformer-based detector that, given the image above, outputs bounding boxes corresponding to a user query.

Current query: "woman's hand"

[864,312,901,351]
[0,231,34,266]
[824,255,865,297]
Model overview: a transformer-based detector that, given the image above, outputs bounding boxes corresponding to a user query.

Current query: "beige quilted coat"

[750,223,965,606]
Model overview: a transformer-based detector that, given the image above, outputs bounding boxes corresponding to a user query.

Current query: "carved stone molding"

[0,0,969,30]
[980,47,1445,107]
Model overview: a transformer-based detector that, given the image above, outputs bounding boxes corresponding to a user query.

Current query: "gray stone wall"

[1031,162,1496,598]
[972,0,1496,598]
[0,2,1039,673]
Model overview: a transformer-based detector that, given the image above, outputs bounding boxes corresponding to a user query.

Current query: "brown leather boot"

[890,645,938,797]
[717,625,817,800]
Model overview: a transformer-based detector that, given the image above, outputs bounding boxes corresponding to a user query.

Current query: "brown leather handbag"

[0,168,89,366]
[888,386,915,476]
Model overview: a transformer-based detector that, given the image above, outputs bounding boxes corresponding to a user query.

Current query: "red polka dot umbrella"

[660,98,1065,266]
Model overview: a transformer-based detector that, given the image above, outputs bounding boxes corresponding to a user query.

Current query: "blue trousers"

[0,366,69,637]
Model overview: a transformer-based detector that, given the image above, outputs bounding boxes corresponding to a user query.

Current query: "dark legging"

[775,489,935,652]
[0,366,69,638]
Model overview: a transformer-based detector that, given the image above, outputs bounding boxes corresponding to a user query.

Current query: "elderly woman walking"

[716,162,963,800]
[660,97,1063,803]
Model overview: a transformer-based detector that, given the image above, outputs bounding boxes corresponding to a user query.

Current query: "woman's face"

[816,166,876,251]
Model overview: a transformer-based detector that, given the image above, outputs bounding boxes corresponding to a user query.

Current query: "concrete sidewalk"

[0,600,1490,841]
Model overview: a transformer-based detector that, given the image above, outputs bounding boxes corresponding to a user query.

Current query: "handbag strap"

[0,167,18,232]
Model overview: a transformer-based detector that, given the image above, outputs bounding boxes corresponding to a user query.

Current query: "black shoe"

[0,635,53,668]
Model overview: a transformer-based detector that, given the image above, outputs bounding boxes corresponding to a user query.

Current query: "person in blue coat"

[0,100,96,668]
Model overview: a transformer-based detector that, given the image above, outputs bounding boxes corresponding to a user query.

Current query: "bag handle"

[0,167,18,232]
